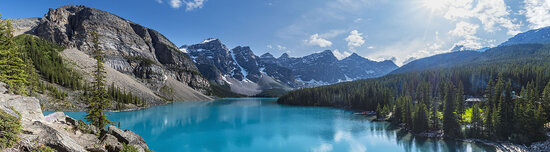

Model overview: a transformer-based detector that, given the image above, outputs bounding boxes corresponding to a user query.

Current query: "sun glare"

[422,0,446,12]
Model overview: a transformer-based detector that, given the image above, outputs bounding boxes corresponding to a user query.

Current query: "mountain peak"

[260,53,275,59]
[201,38,221,44]
[279,53,290,59]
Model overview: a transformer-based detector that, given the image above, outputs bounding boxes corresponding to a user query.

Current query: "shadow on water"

[45,98,496,152]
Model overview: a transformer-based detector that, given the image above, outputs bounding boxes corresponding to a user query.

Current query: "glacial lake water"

[45,98,495,152]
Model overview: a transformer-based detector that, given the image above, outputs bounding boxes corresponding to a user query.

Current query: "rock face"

[182,39,293,96]
[0,84,151,152]
[181,39,398,95]
[274,51,398,86]
[16,5,210,98]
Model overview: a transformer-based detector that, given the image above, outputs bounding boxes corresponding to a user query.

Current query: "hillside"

[10,5,212,110]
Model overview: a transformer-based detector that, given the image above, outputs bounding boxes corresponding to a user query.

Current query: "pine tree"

[0,15,28,95]
[412,103,429,133]
[443,82,461,138]
[469,104,483,138]
[84,31,112,129]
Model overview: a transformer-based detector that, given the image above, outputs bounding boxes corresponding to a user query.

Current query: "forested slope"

[278,43,550,143]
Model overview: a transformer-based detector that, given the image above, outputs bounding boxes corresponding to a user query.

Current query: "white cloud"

[449,22,485,49]
[170,0,183,8]
[312,143,333,152]
[449,21,479,38]
[305,34,333,47]
[367,46,374,49]
[345,30,365,50]
[332,49,352,60]
[523,0,550,29]
[277,45,287,50]
[185,0,206,11]
[168,0,206,10]
[267,45,273,49]
[442,0,520,35]
[156,0,163,4]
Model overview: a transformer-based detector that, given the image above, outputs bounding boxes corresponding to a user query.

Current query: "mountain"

[181,39,293,96]
[11,5,212,106]
[500,26,550,46]
[393,25,550,75]
[275,51,398,85]
[182,40,399,95]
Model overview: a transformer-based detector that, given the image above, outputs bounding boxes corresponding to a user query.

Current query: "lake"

[45,98,495,152]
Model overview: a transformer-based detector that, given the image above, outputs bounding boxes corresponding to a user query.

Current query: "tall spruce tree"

[85,31,112,129]
[443,82,461,138]
[469,104,483,138]
[0,14,28,95]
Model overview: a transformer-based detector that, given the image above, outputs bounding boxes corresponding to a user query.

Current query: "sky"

[1,0,550,66]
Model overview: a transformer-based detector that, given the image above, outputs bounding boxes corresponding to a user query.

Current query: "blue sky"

[1,0,550,65]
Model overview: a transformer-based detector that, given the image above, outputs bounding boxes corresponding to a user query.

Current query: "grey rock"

[0,93,44,122]
[108,126,149,150]
[100,134,123,152]
[27,121,87,152]
[0,82,7,94]
[44,111,67,123]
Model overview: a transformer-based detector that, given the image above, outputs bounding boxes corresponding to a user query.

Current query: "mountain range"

[180,39,398,96]
[10,5,398,100]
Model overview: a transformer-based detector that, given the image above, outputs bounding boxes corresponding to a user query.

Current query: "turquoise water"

[45,98,495,152]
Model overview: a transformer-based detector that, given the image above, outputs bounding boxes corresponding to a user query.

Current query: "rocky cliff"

[11,5,212,103]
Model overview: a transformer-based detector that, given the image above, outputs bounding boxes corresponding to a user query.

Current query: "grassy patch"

[0,110,21,148]
[32,145,55,152]
[121,143,139,152]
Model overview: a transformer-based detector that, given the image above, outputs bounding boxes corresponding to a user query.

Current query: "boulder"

[26,121,87,152]
[44,112,67,123]
[0,93,44,122]
[100,134,123,152]
[108,126,149,150]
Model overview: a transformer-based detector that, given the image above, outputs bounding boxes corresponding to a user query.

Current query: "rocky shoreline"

[0,83,151,152]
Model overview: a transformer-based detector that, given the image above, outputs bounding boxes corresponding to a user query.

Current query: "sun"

[422,0,446,12]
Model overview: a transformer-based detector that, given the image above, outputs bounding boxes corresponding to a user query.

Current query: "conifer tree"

[0,14,28,95]
[85,31,112,129]
[412,103,429,133]
[469,104,483,138]
[443,83,461,138]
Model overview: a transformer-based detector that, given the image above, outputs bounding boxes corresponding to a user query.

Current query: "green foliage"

[107,83,146,109]
[0,15,29,95]
[121,143,139,152]
[0,110,21,148]
[13,34,81,90]
[278,43,550,143]
[468,104,483,138]
[32,145,55,152]
[85,31,112,129]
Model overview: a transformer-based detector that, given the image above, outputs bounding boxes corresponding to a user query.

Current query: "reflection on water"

[45,98,495,152]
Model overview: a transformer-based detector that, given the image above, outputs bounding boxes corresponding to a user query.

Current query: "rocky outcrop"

[108,126,149,151]
[0,82,151,152]
[12,5,211,101]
